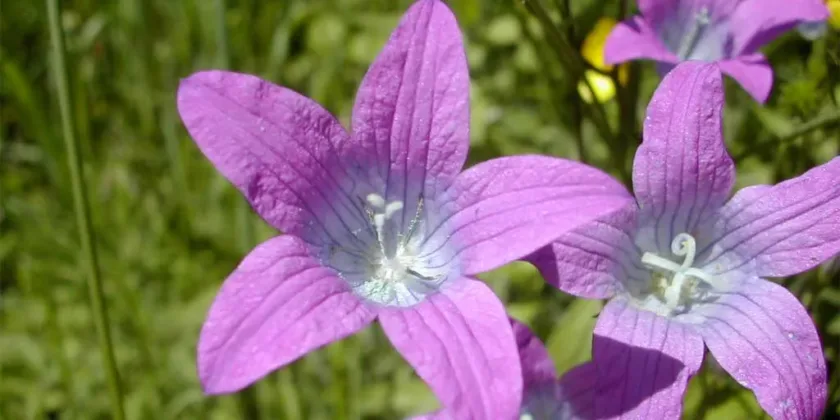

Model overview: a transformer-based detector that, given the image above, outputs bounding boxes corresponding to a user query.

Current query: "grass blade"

[46,1,126,418]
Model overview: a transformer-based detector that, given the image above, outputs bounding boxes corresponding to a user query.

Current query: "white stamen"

[384,201,403,219]
[671,232,696,269]
[640,232,716,311]
[329,191,452,307]
[663,272,685,308]
[373,213,387,238]
[366,193,386,209]
[641,253,684,273]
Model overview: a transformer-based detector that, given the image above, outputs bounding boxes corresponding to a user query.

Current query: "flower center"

[326,192,453,307]
[638,233,719,315]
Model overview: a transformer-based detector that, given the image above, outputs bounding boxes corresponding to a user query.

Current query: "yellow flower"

[828,0,840,30]
[577,17,628,104]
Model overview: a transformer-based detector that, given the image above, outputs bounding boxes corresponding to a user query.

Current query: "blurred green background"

[2,0,839,418]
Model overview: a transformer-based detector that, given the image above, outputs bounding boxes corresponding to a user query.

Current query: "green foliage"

[1,0,839,419]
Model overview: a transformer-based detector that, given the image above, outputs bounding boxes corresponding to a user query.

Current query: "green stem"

[46,1,125,419]
[215,0,230,68]
[553,0,588,167]
[520,0,615,144]
[776,111,840,143]
[611,0,637,185]
[514,9,586,162]
[553,0,575,42]
[615,64,638,185]
[734,110,840,161]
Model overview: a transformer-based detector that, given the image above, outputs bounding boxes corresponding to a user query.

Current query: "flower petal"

[528,203,642,299]
[633,62,735,254]
[379,278,522,419]
[440,155,633,275]
[704,157,840,277]
[604,17,679,65]
[552,362,598,420]
[637,0,672,23]
[197,235,375,394]
[178,71,373,248]
[351,0,469,202]
[730,0,830,55]
[511,318,557,387]
[718,54,773,103]
[592,298,704,419]
[695,278,827,419]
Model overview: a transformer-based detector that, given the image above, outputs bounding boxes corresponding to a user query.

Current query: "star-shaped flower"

[176,1,630,417]
[411,318,597,420]
[604,0,829,102]
[530,62,839,419]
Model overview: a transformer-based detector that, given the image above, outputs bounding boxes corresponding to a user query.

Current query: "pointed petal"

[528,203,642,299]
[197,235,375,393]
[705,158,840,277]
[177,71,372,248]
[604,17,679,65]
[592,298,704,420]
[633,62,735,254]
[695,278,827,419]
[379,278,522,419]
[731,0,830,55]
[719,54,773,103]
[510,318,557,387]
[440,155,633,275]
[351,0,469,201]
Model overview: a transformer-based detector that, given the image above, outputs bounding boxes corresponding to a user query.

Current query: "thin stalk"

[614,64,638,185]
[514,9,585,161]
[46,1,125,419]
[553,0,575,42]
[213,0,256,251]
[215,0,231,69]
[613,0,639,185]
[571,99,587,163]
[776,111,840,143]
[277,367,302,419]
[554,0,588,165]
[520,0,615,144]
[734,110,840,161]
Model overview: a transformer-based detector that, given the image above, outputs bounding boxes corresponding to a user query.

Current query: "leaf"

[545,298,603,375]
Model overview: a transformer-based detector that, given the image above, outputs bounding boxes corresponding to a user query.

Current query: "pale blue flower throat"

[327,192,451,307]
[676,8,711,60]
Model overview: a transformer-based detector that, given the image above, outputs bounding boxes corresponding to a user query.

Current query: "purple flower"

[176,0,630,417]
[411,318,597,420]
[604,0,829,102]
[530,62,839,419]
